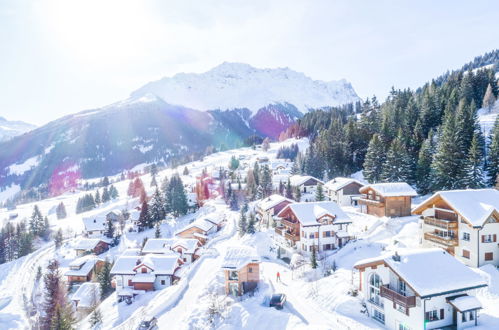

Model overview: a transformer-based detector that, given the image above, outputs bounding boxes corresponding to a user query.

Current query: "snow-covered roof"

[448,295,483,312]
[141,238,174,254]
[355,249,487,298]
[177,218,214,234]
[171,238,200,254]
[73,238,109,251]
[289,175,323,187]
[111,256,140,275]
[65,257,100,277]
[413,189,499,227]
[203,215,225,226]
[278,201,351,226]
[359,182,417,197]
[68,255,102,268]
[136,254,179,275]
[71,283,100,308]
[258,194,294,211]
[82,216,106,232]
[325,177,363,192]
[222,246,260,270]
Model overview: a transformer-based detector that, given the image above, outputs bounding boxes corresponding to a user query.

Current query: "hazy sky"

[1,0,499,125]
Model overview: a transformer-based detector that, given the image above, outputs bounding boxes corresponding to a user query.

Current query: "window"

[369,273,383,307]
[183,258,187,262]
[425,309,443,322]
[373,309,385,324]
[161,280,166,285]
[128,279,132,286]
[309,233,315,239]
[249,267,253,273]
[398,281,407,296]
[482,234,497,243]
[228,271,238,281]
[323,244,332,250]
[485,252,493,261]
[462,232,470,241]
[462,249,470,259]
[323,231,331,238]
[142,267,147,273]
[462,311,467,322]
[398,324,410,330]
[469,310,475,321]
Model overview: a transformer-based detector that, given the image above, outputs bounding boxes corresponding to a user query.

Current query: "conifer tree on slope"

[315,183,325,201]
[483,83,496,112]
[363,134,385,183]
[238,210,247,237]
[463,131,485,188]
[381,133,413,183]
[149,188,166,222]
[416,132,435,195]
[137,201,151,231]
[487,116,499,186]
[98,258,113,299]
[42,259,74,330]
[431,112,467,190]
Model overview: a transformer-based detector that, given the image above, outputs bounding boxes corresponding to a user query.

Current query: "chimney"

[392,251,401,262]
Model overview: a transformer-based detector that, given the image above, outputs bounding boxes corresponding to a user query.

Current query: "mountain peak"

[131,63,359,113]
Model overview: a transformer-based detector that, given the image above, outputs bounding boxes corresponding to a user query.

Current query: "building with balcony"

[324,177,364,206]
[358,182,417,218]
[354,249,487,330]
[275,201,352,253]
[256,194,294,227]
[413,189,499,267]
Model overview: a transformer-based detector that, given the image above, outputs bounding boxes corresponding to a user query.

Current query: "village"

[0,138,498,330]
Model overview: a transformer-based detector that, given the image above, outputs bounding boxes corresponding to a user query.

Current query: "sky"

[1,0,499,126]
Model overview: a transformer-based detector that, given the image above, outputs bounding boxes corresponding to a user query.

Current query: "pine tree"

[50,302,75,330]
[137,201,150,231]
[101,186,110,203]
[42,260,65,329]
[94,190,101,205]
[89,308,103,327]
[293,186,301,202]
[98,258,113,299]
[54,229,63,249]
[487,116,499,186]
[150,174,158,187]
[56,202,67,220]
[311,246,318,269]
[381,133,414,183]
[149,188,166,223]
[155,223,161,238]
[247,213,256,234]
[229,193,238,211]
[315,183,325,201]
[431,112,467,190]
[104,218,114,239]
[416,133,435,194]
[238,210,247,237]
[109,185,119,199]
[483,83,496,112]
[102,176,110,187]
[285,179,293,199]
[30,205,44,236]
[464,132,485,188]
[262,137,270,152]
[363,134,385,183]
[183,166,189,175]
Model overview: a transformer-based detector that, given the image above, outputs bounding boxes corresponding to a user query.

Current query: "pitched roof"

[171,238,200,254]
[82,216,106,232]
[258,194,294,211]
[73,238,109,251]
[412,189,499,227]
[354,249,487,298]
[289,175,324,187]
[141,238,174,254]
[359,182,417,197]
[325,177,363,192]
[138,254,179,275]
[448,295,483,312]
[222,246,260,270]
[71,283,100,308]
[65,257,102,277]
[278,201,351,226]
[176,218,214,234]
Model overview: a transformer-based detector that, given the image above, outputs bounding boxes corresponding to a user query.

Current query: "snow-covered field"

[0,137,498,330]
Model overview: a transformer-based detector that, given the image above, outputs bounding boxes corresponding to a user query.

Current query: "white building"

[413,189,499,267]
[354,249,487,330]
[71,282,101,316]
[324,177,364,206]
[275,201,351,253]
[110,254,181,300]
[289,175,324,195]
[82,216,106,237]
[255,194,294,226]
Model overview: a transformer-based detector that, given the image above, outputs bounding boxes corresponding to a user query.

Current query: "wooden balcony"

[423,216,458,230]
[275,227,300,242]
[358,198,384,206]
[275,227,283,236]
[424,232,458,247]
[380,285,416,309]
[281,218,298,228]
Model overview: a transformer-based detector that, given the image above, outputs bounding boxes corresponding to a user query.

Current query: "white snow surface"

[360,182,418,197]
[131,62,360,114]
[280,201,351,226]
[221,246,260,270]
[449,295,482,312]
[7,156,39,176]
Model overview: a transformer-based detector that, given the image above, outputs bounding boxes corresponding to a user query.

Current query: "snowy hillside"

[131,62,360,114]
[478,99,499,138]
[0,116,36,142]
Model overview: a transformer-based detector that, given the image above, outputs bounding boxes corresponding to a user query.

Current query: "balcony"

[275,227,299,242]
[423,216,458,230]
[275,227,283,236]
[380,285,416,309]
[359,197,384,206]
[424,232,458,247]
[281,218,298,228]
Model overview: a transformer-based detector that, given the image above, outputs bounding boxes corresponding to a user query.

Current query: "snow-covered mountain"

[0,117,36,142]
[131,62,360,114]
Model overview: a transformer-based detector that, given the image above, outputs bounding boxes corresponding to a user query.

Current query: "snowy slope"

[131,62,360,114]
[0,117,36,142]
[478,99,499,138]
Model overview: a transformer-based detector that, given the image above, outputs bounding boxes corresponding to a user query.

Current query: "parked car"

[137,317,157,330]
[269,293,286,309]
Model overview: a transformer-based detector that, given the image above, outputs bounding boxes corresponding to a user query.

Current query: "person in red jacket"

[276,271,281,282]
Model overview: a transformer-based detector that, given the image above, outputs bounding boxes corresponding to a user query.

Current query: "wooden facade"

[358,187,412,217]
[224,262,260,296]
[176,226,208,245]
